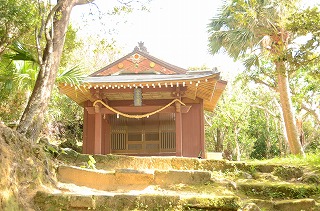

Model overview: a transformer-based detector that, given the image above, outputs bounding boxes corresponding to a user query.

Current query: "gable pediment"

[90,49,187,77]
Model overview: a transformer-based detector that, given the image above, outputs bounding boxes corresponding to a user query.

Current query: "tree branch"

[301,102,320,125]
[45,0,64,42]
[204,114,213,127]
[250,104,278,118]
[251,77,277,91]
[75,0,95,5]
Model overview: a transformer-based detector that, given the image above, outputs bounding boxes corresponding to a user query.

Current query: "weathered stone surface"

[181,196,240,210]
[138,194,180,210]
[91,194,139,210]
[248,199,274,211]
[34,192,241,211]
[69,195,94,208]
[302,173,320,184]
[115,169,154,189]
[242,202,261,211]
[57,165,116,191]
[33,191,70,211]
[200,159,227,171]
[273,198,316,211]
[250,164,278,173]
[59,153,232,172]
[58,165,215,192]
[238,182,319,199]
[171,157,201,170]
[273,166,304,180]
[154,170,211,185]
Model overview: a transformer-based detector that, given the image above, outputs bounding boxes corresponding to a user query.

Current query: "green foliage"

[81,155,96,170]
[47,88,83,145]
[60,25,83,68]
[0,0,39,54]
[248,103,281,160]
[205,79,285,160]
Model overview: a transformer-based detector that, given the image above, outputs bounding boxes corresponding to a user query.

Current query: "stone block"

[69,195,94,208]
[273,199,315,211]
[154,170,211,185]
[57,165,116,191]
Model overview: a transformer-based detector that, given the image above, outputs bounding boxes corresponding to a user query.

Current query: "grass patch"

[247,151,320,170]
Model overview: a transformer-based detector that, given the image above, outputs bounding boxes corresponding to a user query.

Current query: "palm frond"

[209,28,255,59]
[56,66,85,86]
[243,54,261,70]
[4,41,38,63]
[13,73,33,90]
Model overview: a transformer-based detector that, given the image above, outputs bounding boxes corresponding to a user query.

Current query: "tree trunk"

[274,98,289,156]
[276,61,305,156]
[215,128,223,152]
[17,0,79,141]
[234,126,241,161]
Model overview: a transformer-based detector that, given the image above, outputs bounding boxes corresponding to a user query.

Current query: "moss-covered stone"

[273,198,316,211]
[247,199,274,211]
[33,191,70,211]
[200,159,227,171]
[69,195,94,208]
[238,182,320,199]
[248,164,278,173]
[273,166,304,180]
[302,173,320,184]
[138,194,180,210]
[181,196,240,210]
[154,170,211,185]
[171,157,201,170]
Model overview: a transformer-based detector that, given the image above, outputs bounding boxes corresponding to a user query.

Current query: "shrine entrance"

[109,113,176,155]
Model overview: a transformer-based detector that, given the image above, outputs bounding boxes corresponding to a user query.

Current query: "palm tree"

[208,0,304,155]
[0,42,84,124]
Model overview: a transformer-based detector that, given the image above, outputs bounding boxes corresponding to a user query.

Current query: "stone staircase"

[33,151,320,210]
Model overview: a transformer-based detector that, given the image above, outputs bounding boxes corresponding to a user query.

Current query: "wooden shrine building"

[59,43,227,158]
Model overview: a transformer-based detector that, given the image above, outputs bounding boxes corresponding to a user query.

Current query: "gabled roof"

[59,45,227,111]
[90,48,187,76]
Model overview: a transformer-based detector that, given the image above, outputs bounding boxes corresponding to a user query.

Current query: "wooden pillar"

[199,100,205,158]
[104,115,111,154]
[94,104,102,154]
[82,106,88,154]
[175,101,183,156]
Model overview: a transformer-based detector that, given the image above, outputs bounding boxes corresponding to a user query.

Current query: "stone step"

[33,191,240,211]
[238,181,320,199]
[57,165,212,191]
[59,150,229,171]
[33,190,318,211]
[248,198,317,211]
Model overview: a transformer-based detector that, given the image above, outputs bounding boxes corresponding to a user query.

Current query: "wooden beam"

[89,86,187,94]
[86,105,192,115]
[108,99,173,106]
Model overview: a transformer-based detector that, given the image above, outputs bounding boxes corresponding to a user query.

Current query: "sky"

[70,0,240,76]
[70,0,320,77]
